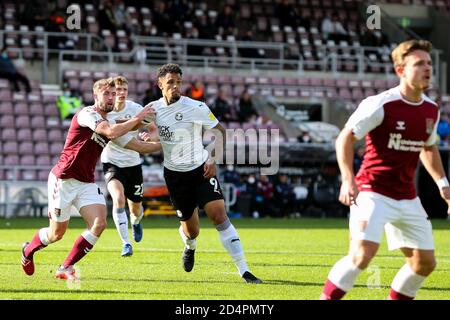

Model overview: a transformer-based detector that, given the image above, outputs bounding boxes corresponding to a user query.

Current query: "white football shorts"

[349,191,434,250]
[47,172,106,222]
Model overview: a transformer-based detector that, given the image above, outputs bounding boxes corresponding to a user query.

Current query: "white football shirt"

[101,100,143,167]
[152,96,219,172]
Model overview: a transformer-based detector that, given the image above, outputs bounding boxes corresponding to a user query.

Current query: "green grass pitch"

[0,217,449,300]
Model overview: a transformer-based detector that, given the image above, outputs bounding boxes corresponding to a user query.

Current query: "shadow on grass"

[2,217,449,230]
[0,217,348,230]
[0,288,148,295]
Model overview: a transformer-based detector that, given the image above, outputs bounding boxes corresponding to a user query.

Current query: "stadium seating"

[6,0,449,73]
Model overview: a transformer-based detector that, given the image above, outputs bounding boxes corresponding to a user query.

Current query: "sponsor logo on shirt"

[158,125,174,141]
[208,112,217,121]
[91,132,108,147]
[395,121,406,130]
[387,133,424,152]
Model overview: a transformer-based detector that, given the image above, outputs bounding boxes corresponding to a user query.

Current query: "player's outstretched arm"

[96,106,155,139]
[336,127,359,206]
[124,137,162,154]
[420,144,450,213]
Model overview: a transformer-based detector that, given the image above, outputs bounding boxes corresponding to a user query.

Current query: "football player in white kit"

[102,76,159,256]
[150,63,262,283]
[321,40,450,299]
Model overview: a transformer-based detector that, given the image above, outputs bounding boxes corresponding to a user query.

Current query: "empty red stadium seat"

[20,155,35,166]
[19,142,34,155]
[2,128,17,140]
[35,142,50,156]
[36,155,52,166]
[3,155,19,166]
[3,141,18,154]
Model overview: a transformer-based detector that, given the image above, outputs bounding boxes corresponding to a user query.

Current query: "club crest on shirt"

[426,118,434,134]
[175,112,183,121]
[395,121,406,130]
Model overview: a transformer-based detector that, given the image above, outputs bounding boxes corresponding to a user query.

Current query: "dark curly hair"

[157,63,183,79]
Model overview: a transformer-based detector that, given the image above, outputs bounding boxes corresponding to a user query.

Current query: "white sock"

[216,219,249,276]
[328,255,363,292]
[391,264,427,298]
[178,225,196,250]
[81,230,99,245]
[39,227,51,245]
[130,207,144,225]
[112,207,130,245]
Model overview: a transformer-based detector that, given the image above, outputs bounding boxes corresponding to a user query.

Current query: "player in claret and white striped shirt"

[321,40,450,300]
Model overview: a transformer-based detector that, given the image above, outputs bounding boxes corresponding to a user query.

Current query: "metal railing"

[0,30,110,83]
[1,29,443,89]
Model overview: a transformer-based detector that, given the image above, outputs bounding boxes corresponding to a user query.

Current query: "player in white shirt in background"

[150,63,262,283]
[101,76,159,257]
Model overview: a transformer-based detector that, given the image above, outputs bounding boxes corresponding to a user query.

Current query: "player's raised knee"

[412,257,436,275]
[351,252,375,270]
[92,219,107,235]
[49,230,65,242]
[185,228,199,240]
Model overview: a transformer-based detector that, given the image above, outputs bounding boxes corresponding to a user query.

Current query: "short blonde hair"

[391,39,432,67]
[112,76,128,86]
[93,78,115,93]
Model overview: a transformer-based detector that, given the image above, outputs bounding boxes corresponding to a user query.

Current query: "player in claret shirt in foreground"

[320,40,450,300]
[21,78,161,280]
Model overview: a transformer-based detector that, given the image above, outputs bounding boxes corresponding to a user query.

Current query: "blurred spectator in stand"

[222,165,240,185]
[360,27,390,54]
[21,0,48,29]
[437,111,450,146]
[142,82,162,106]
[273,174,297,217]
[239,30,265,59]
[245,174,261,218]
[194,14,215,40]
[0,47,31,93]
[98,0,118,32]
[238,89,258,123]
[168,0,192,34]
[186,27,204,56]
[211,88,234,122]
[297,130,312,143]
[353,145,365,174]
[56,84,83,120]
[257,175,274,217]
[185,79,205,101]
[275,0,301,30]
[321,12,348,43]
[114,0,134,34]
[46,10,67,49]
[293,176,310,215]
[215,4,236,37]
[168,0,192,23]
[153,1,173,36]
